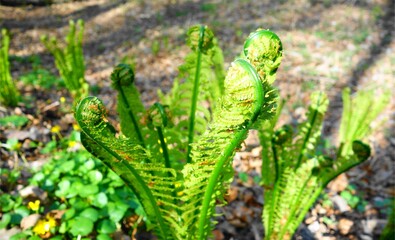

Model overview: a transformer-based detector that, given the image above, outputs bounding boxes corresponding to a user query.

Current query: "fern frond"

[293,91,328,168]
[185,59,265,239]
[41,19,88,102]
[0,28,19,107]
[158,25,226,163]
[257,98,285,187]
[338,87,390,156]
[75,97,178,240]
[275,158,321,239]
[323,140,371,186]
[243,29,283,84]
[110,64,147,147]
[262,123,371,239]
[282,142,371,238]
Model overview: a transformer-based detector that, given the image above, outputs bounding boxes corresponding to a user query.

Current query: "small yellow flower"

[72,123,80,131]
[28,200,40,211]
[68,141,77,148]
[51,125,61,134]
[60,97,66,104]
[45,215,57,229]
[33,219,46,235]
[33,215,57,236]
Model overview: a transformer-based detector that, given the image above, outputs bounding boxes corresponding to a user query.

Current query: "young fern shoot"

[187,25,206,163]
[258,89,386,239]
[111,64,147,148]
[41,19,88,103]
[0,29,19,107]
[75,26,283,239]
[158,25,226,164]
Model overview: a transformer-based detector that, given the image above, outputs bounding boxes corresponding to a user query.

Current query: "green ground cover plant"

[0,28,20,107]
[0,130,144,239]
[41,19,88,103]
[19,55,65,90]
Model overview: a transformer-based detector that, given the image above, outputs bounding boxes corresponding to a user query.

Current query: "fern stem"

[150,102,171,169]
[119,86,146,148]
[157,127,171,169]
[266,177,280,238]
[271,140,280,182]
[198,127,249,239]
[290,185,324,236]
[295,95,321,169]
[277,174,314,239]
[336,142,344,159]
[186,25,205,164]
[197,59,264,239]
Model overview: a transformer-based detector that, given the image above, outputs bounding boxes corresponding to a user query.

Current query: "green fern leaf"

[293,91,329,168]
[110,63,147,146]
[243,29,283,84]
[338,87,390,156]
[187,59,265,239]
[158,25,226,163]
[41,19,88,102]
[75,97,177,240]
[261,90,373,240]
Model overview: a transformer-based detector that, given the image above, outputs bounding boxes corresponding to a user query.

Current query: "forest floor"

[1,0,394,239]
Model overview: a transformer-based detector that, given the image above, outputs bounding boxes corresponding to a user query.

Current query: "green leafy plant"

[258,86,389,239]
[75,25,281,239]
[1,131,144,239]
[380,199,395,240]
[0,193,27,230]
[0,28,19,107]
[20,68,64,90]
[338,87,390,157]
[0,115,29,128]
[41,19,88,103]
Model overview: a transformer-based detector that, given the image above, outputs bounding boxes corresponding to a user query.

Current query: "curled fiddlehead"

[111,63,147,147]
[75,97,176,240]
[187,25,214,53]
[243,29,283,122]
[243,29,283,84]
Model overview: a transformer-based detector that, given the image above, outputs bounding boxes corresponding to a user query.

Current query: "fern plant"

[75,26,282,239]
[338,87,390,156]
[0,28,19,107]
[158,25,226,163]
[259,87,389,239]
[41,19,88,103]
